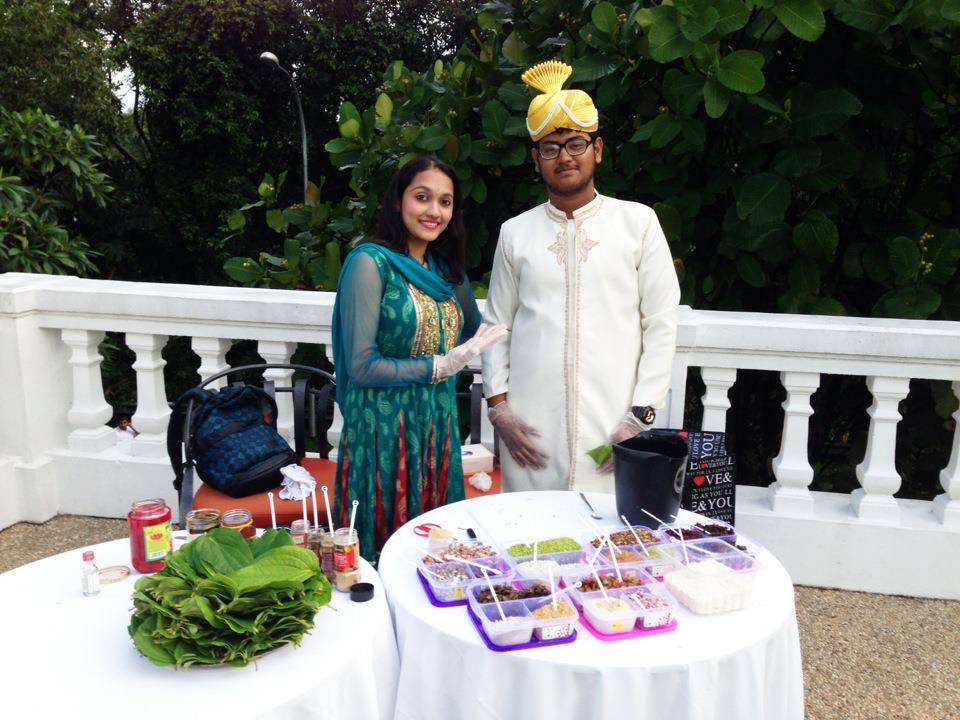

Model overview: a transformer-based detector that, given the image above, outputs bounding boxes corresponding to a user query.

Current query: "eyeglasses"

[536,136,594,160]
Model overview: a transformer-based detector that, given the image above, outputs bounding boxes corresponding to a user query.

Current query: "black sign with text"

[673,430,737,526]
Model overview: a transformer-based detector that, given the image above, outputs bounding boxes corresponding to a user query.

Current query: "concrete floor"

[2,515,958,719]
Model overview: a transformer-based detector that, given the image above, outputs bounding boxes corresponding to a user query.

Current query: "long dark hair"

[373,155,466,282]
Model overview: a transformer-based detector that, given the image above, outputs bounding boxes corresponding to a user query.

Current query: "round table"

[379,491,804,720]
[0,535,400,719]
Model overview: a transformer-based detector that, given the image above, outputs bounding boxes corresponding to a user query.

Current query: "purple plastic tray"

[416,569,469,608]
[466,605,578,652]
[578,611,678,641]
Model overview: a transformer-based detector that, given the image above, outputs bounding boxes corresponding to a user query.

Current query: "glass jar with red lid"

[128,498,172,573]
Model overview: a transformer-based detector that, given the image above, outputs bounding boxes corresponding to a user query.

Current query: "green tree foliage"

[314,0,960,321]
[0,0,121,138]
[0,106,112,275]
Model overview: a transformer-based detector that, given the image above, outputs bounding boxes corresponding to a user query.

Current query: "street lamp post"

[260,51,309,204]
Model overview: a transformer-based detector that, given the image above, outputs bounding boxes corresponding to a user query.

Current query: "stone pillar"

[769,372,819,514]
[851,375,910,523]
[933,380,960,526]
[192,336,231,389]
[701,366,736,433]
[127,333,170,457]
[258,340,296,442]
[61,329,116,451]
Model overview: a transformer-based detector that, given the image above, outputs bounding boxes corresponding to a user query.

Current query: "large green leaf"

[228,546,319,593]
[646,7,695,63]
[789,257,821,294]
[592,1,620,35]
[654,202,682,245]
[791,88,862,138]
[375,93,393,127]
[774,0,826,41]
[943,0,960,21]
[481,100,510,139]
[773,144,822,177]
[736,173,791,224]
[887,235,920,281]
[663,69,703,116]
[192,529,255,575]
[833,0,894,32]
[793,211,839,261]
[571,54,620,81]
[717,50,765,94]
[415,124,450,151]
[797,141,861,191]
[704,78,731,118]
[223,257,263,284]
[925,230,960,286]
[713,0,752,35]
[498,83,530,111]
[678,6,719,41]
[737,254,767,287]
[501,30,531,65]
[875,286,941,319]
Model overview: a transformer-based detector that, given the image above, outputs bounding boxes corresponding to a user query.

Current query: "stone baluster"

[61,329,115,451]
[769,372,819,514]
[126,333,171,457]
[933,381,960,526]
[851,375,910,522]
[258,341,296,442]
[192,336,231,388]
[700,366,736,433]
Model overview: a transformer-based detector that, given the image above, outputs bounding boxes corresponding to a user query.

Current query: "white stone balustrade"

[192,336,231,389]
[2,274,960,598]
[769,371,820,515]
[258,340,296,442]
[61,329,115,451]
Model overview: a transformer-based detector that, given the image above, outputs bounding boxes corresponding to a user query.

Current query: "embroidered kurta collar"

[545,192,604,224]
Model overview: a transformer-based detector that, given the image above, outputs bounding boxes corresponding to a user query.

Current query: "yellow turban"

[521,60,599,142]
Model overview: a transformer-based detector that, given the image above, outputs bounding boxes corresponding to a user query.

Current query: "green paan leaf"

[586,444,613,466]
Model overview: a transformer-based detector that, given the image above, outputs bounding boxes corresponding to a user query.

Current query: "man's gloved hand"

[599,413,651,473]
[488,402,548,469]
[433,323,508,379]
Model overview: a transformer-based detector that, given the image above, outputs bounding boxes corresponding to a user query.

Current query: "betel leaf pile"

[128,528,332,668]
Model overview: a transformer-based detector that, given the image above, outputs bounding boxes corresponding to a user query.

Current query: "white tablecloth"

[0,536,400,719]
[379,491,804,720]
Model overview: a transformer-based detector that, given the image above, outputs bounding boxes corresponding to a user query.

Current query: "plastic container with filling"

[510,550,587,580]
[471,598,533,647]
[685,538,754,570]
[562,567,651,609]
[425,539,502,570]
[624,586,678,629]
[597,542,684,580]
[469,578,551,604]
[525,596,579,640]
[691,518,738,541]
[657,523,708,543]
[503,536,583,558]
[580,589,641,635]
[420,560,480,602]
[581,526,663,551]
[664,552,758,614]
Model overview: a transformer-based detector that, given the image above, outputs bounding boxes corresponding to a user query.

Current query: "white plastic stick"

[551,581,582,602]
[348,499,359,535]
[311,488,319,532]
[267,492,277,530]
[606,537,623,582]
[533,539,539,563]
[481,568,506,620]
[621,514,651,557]
[549,564,557,610]
[642,508,688,563]
[589,539,607,565]
[321,485,334,534]
[405,558,444,580]
[301,495,308,529]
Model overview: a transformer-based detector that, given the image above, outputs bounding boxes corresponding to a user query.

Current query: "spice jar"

[128,498,172,574]
[334,528,360,592]
[221,508,255,538]
[320,528,335,582]
[185,509,221,538]
[289,519,310,548]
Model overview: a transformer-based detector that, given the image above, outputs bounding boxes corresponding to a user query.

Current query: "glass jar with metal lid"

[221,508,255,538]
[185,508,221,538]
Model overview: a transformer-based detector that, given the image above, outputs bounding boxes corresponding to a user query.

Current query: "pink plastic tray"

[577,612,678,641]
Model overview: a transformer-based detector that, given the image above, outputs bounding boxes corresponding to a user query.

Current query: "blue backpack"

[168,385,296,500]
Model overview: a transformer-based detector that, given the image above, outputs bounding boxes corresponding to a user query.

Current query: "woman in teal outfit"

[331,156,507,557]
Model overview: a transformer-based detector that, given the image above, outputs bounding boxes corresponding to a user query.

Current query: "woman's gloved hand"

[488,402,548,469]
[433,323,509,379]
[599,413,651,473]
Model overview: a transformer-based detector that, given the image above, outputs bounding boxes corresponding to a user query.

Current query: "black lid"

[350,582,374,603]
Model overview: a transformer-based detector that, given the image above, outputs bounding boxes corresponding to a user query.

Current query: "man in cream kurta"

[481,60,681,493]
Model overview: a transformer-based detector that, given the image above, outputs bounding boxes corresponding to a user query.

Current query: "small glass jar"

[185,509,221,538]
[128,498,172,574]
[289,519,310,548]
[333,528,360,592]
[221,508,255,539]
[320,528,335,582]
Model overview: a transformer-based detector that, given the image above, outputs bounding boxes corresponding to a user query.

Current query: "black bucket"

[613,431,689,528]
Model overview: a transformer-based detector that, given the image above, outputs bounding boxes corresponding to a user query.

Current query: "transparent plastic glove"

[433,323,508,379]
[488,402,548,469]
[599,413,650,474]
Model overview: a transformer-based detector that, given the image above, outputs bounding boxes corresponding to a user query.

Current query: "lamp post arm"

[276,65,309,204]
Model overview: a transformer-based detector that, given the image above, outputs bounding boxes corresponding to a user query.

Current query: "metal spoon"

[579,492,602,520]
